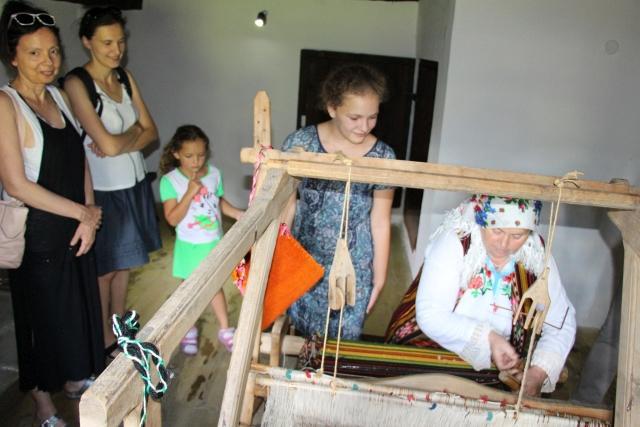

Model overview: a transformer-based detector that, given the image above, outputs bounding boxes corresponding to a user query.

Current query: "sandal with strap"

[218,327,235,352]
[180,326,198,356]
[40,414,66,427]
[63,377,94,400]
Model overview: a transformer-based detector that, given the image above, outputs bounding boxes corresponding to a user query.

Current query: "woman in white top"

[387,195,576,397]
[65,6,161,358]
[0,2,105,425]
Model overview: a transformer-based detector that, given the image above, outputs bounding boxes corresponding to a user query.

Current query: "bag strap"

[65,67,102,113]
[64,67,102,143]
[114,66,133,99]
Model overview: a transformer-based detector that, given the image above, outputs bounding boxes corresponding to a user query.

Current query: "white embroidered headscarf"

[431,195,545,288]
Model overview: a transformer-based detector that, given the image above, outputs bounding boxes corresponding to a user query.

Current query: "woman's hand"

[79,204,102,229]
[87,142,107,158]
[71,204,101,255]
[517,365,548,397]
[488,331,520,370]
[70,222,97,256]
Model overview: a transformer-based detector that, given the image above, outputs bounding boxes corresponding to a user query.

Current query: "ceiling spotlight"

[255,10,267,27]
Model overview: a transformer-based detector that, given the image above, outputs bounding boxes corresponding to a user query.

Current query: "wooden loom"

[78,92,640,426]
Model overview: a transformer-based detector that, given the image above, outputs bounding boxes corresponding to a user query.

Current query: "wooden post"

[122,401,160,427]
[218,219,280,426]
[609,210,640,426]
[251,91,272,193]
[79,169,296,427]
[122,405,141,427]
[239,373,257,426]
[269,316,290,367]
[253,91,271,150]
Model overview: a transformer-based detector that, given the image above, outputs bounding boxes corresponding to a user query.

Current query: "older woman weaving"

[387,195,576,397]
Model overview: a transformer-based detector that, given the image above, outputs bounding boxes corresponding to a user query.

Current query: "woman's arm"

[220,198,244,221]
[530,256,577,393]
[70,159,100,256]
[415,230,495,370]
[366,188,394,314]
[123,69,158,152]
[0,93,100,227]
[83,157,95,205]
[64,75,142,157]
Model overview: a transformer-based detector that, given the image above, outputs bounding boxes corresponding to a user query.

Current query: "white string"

[515,171,582,415]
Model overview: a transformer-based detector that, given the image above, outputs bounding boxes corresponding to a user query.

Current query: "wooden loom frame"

[78,92,640,426]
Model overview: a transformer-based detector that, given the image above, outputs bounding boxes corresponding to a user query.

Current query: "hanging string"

[333,304,346,383]
[319,161,353,380]
[112,311,171,427]
[514,170,582,415]
[543,171,582,268]
[249,144,272,204]
[338,163,352,241]
[318,303,332,376]
[233,145,273,294]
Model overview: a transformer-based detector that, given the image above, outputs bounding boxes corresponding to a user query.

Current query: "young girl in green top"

[159,125,243,354]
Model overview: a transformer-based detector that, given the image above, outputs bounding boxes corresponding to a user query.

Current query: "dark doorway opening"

[296,50,437,248]
[403,60,438,250]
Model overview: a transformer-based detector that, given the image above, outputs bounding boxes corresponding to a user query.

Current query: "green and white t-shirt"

[160,164,225,244]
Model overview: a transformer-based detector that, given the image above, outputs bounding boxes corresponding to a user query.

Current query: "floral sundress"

[282,125,395,339]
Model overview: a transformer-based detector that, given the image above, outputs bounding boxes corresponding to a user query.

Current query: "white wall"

[1,0,418,208]
[415,0,640,327]
[122,0,418,207]
[5,0,636,328]
[411,0,456,274]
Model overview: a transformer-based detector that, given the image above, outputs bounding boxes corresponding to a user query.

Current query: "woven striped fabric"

[302,338,501,385]
[298,235,540,388]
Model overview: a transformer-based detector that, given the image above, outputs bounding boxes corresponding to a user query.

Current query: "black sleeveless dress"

[9,108,105,392]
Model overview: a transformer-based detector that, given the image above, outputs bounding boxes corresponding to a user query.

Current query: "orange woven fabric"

[260,232,324,330]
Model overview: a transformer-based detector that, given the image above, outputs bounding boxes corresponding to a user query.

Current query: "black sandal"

[63,378,94,400]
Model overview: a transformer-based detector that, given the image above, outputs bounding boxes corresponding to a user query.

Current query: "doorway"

[297,49,437,247]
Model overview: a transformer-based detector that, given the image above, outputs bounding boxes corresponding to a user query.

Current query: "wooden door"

[403,59,438,250]
[297,49,415,207]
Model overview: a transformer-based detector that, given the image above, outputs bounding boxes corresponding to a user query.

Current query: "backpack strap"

[114,66,133,98]
[65,67,102,115]
[64,67,133,143]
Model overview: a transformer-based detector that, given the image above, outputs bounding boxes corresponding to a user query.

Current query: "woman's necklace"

[10,83,63,128]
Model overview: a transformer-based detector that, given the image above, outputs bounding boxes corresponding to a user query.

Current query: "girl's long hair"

[159,125,210,174]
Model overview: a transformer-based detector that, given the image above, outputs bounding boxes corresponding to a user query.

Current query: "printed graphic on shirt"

[160,164,224,244]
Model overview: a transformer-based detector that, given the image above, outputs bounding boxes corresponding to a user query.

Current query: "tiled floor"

[0,219,612,426]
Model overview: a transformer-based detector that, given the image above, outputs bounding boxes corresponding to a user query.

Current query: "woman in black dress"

[0,2,105,426]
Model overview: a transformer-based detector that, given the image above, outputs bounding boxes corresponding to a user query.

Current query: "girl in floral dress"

[283,64,396,340]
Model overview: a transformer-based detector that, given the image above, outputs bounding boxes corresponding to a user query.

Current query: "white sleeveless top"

[85,82,146,191]
[1,84,80,199]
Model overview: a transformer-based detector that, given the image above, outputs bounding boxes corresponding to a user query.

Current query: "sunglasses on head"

[9,12,56,27]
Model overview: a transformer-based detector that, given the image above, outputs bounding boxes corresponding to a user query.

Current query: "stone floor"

[0,218,613,426]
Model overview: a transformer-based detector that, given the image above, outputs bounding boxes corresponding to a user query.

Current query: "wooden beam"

[609,210,640,426]
[253,91,271,150]
[251,364,612,422]
[259,332,309,357]
[241,148,640,210]
[269,316,290,367]
[79,168,297,427]
[609,210,640,255]
[219,219,280,426]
